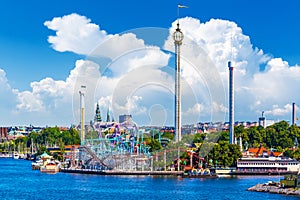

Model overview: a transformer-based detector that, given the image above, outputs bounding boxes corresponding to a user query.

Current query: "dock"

[59,168,218,178]
[60,168,183,176]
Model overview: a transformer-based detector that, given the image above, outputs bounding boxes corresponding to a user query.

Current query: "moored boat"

[236,156,299,175]
[13,152,19,159]
[40,162,59,174]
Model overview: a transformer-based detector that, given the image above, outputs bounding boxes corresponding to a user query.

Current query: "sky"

[0,0,300,127]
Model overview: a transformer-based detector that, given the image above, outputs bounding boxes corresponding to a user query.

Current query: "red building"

[0,127,8,140]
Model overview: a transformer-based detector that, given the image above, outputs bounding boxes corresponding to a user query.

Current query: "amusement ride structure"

[77,123,152,171]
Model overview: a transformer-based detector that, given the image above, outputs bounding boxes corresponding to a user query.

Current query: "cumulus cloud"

[0,69,18,109]
[44,13,109,55]
[265,104,292,116]
[165,17,300,123]
[45,13,146,59]
[113,95,147,115]
[185,103,204,115]
[7,13,300,126]
[12,60,102,125]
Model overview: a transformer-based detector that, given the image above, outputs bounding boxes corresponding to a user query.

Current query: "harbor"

[1,158,296,200]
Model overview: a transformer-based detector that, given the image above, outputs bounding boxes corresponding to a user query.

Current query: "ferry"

[236,156,300,175]
[40,162,59,174]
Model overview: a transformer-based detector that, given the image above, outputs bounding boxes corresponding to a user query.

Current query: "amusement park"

[63,110,215,176]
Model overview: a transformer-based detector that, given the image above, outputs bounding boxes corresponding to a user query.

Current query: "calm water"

[0,159,299,200]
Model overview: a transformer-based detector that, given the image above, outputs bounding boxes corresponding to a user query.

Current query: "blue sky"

[0,0,300,126]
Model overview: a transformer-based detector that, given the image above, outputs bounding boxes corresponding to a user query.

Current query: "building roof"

[245,146,282,157]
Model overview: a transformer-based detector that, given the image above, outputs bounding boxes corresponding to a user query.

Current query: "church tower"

[106,107,110,122]
[94,103,102,123]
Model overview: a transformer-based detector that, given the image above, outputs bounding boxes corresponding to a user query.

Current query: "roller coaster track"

[82,145,108,167]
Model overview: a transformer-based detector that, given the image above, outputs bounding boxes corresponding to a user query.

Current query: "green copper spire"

[94,103,102,122]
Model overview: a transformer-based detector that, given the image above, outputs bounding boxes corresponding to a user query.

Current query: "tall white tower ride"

[228,61,235,144]
[173,23,184,142]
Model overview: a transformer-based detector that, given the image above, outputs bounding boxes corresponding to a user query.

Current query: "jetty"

[248,183,300,196]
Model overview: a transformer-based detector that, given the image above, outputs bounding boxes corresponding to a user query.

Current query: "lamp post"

[173,23,184,142]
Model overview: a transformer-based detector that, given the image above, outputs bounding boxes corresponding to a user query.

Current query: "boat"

[182,166,218,178]
[13,152,19,159]
[0,154,11,158]
[235,156,300,175]
[40,162,59,174]
[32,159,43,170]
[36,152,60,174]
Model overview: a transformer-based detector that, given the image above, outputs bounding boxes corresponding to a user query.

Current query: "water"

[0,159,299,200]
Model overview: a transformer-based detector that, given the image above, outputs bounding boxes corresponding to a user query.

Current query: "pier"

[59,168,218,178]
[60,168,183,176]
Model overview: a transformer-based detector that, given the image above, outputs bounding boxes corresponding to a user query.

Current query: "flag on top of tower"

[178,4,188,8]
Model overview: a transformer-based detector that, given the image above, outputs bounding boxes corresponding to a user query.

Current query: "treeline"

[0,127,80,155]
[199,120,300,167]
[232,120,299,151]
[2,120,299,167]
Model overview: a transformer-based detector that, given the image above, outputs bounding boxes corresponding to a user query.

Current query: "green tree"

[148,139,162,152]
[192,133,205,144]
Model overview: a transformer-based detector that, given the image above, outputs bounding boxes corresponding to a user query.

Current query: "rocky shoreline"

[248,183,300,196]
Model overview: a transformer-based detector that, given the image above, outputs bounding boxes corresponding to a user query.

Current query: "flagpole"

[177,4,188,24]
[177,5,179,24]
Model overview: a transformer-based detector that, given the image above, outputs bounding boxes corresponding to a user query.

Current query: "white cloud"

[45,13,146,60]
[265,104,292,116]
[15,91,44,112]
[165,17,300,123]
[113,95,147,115]
[90,33,146,60]
[12,59,102,125]
[4,13,300,126]
[44,13,109,55]
[185,103,204,115]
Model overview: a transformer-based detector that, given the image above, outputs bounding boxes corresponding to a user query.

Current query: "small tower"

[258,111,266,128]
[94,103,102,123]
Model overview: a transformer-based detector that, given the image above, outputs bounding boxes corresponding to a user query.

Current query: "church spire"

[106,106,110,122]
[94,103,102,123]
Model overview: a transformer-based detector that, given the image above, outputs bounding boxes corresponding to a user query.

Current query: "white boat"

[236,156,300,174]
[13,152,19,159]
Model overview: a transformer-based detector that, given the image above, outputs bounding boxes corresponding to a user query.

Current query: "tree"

[192,133,205,144]
[247,126,262,147]
[218,131,229,143]
[148,139,162,152]
[161,132,174,140]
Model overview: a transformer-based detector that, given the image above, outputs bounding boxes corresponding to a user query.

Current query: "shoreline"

[248,183,300,196]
